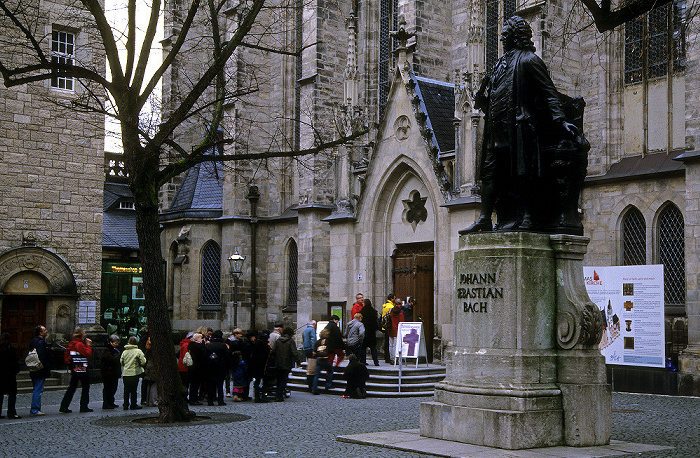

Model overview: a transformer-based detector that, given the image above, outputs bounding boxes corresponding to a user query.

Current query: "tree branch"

[580,0,674,32]
[150,0,266,151]
[138,0,202,110]
[79,0,125,86]
[157,127,368,187]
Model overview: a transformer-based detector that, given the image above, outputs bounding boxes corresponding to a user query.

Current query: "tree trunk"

[132,166,193,422]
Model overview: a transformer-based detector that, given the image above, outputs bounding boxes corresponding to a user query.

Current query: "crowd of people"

[0,293,416,418]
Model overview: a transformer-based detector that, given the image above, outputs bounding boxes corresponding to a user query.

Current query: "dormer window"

[119,201,135,210]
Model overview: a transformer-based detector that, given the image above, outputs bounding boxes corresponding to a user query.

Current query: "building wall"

[0,0,105,342]
[160,0,700,369]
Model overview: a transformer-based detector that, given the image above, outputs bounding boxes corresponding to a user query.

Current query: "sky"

[103,0,163,153]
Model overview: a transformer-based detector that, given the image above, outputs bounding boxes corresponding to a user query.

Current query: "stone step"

[287,362,446,397]
[17,371,70,394]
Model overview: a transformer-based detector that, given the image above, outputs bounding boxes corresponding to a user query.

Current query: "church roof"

[586,150,685,185]
[161,161,224,221]
[103,183,139,250]
[413,76,455,157]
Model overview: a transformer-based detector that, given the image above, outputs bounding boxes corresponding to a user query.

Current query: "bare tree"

[0,0,365,422]
[579,0,674,32]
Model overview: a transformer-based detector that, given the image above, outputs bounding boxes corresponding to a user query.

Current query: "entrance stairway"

[17,371,69,394]
[288,361,446,397]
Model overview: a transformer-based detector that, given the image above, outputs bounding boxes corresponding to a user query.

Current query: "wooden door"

[392,242,434,360]
[2,296,46,355]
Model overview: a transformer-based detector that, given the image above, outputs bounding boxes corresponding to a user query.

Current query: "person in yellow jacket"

[381,293,396,363]
[120,336,147,410]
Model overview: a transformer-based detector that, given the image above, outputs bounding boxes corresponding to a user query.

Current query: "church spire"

[344,13,359,107]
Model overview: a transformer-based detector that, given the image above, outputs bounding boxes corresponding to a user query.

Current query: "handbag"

[306,356,317,375]
[315,338,329,358]
[25,348,44,372]
[183,351,193,367]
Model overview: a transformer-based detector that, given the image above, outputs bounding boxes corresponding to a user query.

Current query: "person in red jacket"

[60,327,93,413]
[388,299,405,363]
[177,332,193,392]
[350,293,364,320]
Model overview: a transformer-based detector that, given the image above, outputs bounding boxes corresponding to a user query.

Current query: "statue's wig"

[505,16,536,52]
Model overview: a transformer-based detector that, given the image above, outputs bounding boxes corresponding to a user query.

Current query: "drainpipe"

[246,185,260,330]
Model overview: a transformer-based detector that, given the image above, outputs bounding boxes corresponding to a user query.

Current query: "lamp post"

[228,249,245,329]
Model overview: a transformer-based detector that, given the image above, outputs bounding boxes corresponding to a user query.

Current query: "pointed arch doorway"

[392,241,434,360]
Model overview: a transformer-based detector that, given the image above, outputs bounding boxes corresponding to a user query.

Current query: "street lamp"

[228,249,245,328]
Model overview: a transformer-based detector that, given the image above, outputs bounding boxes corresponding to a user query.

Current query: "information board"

[78,300,97,325]
[583,265,665,368]
[395,322,428,367]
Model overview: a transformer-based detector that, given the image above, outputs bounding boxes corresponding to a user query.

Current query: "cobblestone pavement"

[0,385,697,458]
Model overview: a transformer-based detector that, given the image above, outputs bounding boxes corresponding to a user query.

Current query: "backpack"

[381,312,391,331]
[25,349,43,372]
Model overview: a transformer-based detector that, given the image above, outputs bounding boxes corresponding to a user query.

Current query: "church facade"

[160,0,700,386]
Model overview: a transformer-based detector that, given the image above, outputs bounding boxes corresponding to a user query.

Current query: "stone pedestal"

[679,345,700,396]
[420,233,611,449]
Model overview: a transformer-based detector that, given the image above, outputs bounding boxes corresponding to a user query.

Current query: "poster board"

[395,322,428,367]
[316,321,329,341]
[78,301,97,324]
[583,265,665,368]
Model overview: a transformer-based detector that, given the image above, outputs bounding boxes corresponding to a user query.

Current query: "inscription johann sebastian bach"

[457,273,503,313]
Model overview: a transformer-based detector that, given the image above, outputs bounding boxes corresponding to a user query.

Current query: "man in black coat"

[359,300,380,366]
[100,335,121,409]
[206,330,230,406]
[28,325,51,416]
[270,328,302,402]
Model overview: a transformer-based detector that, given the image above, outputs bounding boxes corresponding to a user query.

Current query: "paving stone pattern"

[0,387,697,457]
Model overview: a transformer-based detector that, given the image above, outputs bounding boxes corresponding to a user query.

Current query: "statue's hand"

[561,121,578,139]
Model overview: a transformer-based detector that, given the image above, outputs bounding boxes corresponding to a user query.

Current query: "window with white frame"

[51,30,74,91]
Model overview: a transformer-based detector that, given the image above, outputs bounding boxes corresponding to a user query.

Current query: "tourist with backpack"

[59,327,93,413]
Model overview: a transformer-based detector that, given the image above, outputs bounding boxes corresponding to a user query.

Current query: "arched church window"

[201,241,221,306]
[658,204,685,311]
[622,207,646,265]
[286,239,298,311]
[379,0,398,114]
[624,1,685,85]
[485,0,516,73]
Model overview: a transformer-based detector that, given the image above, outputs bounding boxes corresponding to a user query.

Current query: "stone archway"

[0,247,78,348]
